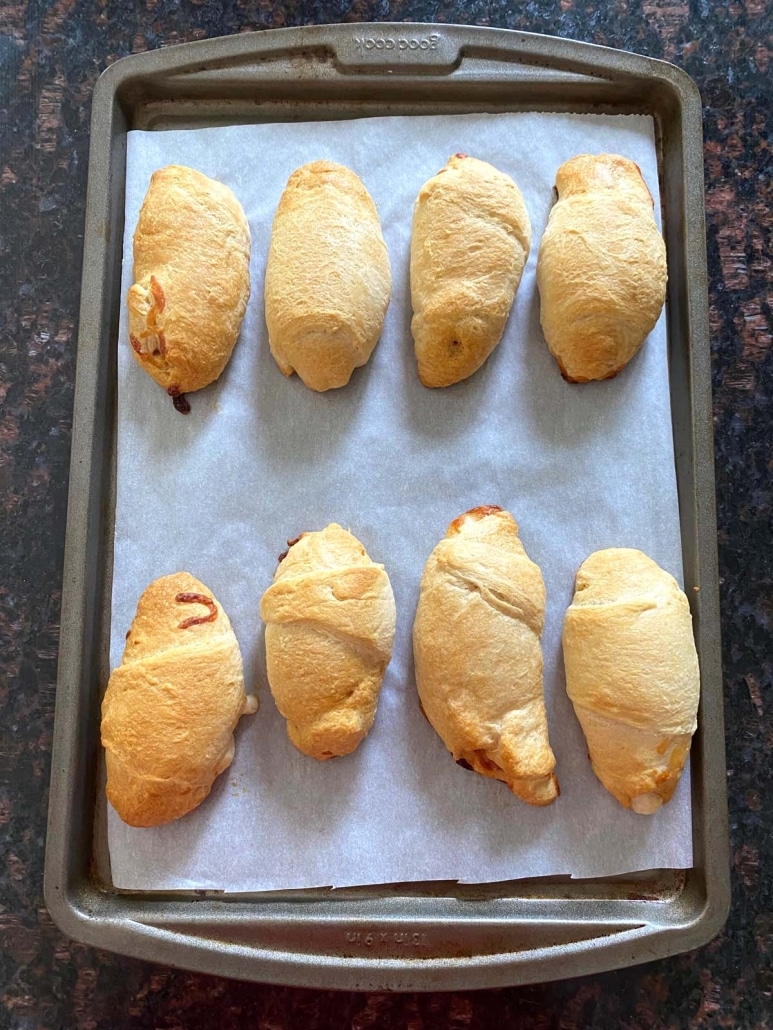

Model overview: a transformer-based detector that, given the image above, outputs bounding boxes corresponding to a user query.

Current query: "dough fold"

[537,153,667,382]
[411,154,531,387]
[260,524,396,759]
[413,506,558,806]
[128,165,251,400]
[264,161,392,392]
[102,573,257,827]
[563,548,699,813]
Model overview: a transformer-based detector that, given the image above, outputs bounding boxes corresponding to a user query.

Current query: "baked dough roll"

[410,154,531,387]
[264,161,392,392]
[537,153,667,383]
[563,548,699,814]
[127,165,251,411]
[413,506,559,806]
[260,524,396,759]
[101,573,257,827]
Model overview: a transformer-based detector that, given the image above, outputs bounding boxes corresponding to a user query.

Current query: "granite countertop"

[1,1,770,1026]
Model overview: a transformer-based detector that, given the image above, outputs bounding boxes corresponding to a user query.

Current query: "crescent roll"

[413,506,559,806]
[537,153,667,382]
[127,165,251,411]
[101,573,257,827]
[264,161,392,392]
[410,154,532,387]
[260,524,396,759]
[563,548,700,814]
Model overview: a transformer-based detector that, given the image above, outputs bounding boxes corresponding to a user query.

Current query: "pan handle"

[330,26,461,73]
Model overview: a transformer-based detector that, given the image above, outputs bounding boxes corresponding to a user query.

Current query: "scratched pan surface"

[44,24,729,991]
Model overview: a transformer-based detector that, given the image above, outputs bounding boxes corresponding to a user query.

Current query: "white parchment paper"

[108,112,692,890]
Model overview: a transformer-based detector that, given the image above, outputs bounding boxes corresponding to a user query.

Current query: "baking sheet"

[108,112,692,891]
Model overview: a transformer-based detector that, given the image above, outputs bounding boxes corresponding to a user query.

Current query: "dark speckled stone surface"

[1,0,771,1026]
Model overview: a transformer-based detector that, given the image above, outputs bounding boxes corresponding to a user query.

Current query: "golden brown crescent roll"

[127,165,251,411]
[410,154,532,388]
[260,524,396,759]
[413,506,559,806]
[101,573,257,827]
[537,153,667,383]
[563,548,699,814]
[264,161,392,392]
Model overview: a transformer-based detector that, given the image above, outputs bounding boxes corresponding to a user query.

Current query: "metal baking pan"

[45,23,729,990]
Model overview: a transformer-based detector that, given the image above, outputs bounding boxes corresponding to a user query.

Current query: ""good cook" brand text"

[353,33,441,54]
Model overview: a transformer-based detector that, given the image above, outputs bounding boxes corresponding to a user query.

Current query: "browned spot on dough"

[278,534,304,563]
[470,748,503,775]
[448,505,503,534]
[557,352,624,383]
[167,386,190,414]
[175,592,217,629]
[150,275,165,313]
